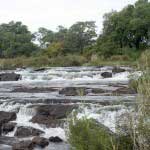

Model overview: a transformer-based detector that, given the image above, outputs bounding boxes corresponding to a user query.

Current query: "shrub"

[68,116,115,150]
[68,115,134,150]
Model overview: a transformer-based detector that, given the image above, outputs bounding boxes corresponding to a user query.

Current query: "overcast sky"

[0,0,137,32]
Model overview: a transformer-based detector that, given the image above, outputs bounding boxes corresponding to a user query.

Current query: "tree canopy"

[0,0,149,59]
[96,0,150,57]
[0,21,38,58]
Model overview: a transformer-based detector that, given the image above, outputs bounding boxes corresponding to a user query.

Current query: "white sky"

[0,0,137,33]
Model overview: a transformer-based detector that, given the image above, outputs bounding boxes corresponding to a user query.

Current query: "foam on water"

[15,67,132,83]
[77,104,128,132]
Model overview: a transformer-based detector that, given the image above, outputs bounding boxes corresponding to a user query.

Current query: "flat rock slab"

[0,73,21,81]
[12,140,35,150]
[59,87,88,96]
[11,87,57,93]
[14,126,44,138]
[30,104,77,127]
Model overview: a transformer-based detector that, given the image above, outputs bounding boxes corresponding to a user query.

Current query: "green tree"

[64,21,97,53]
[0,21,38,57]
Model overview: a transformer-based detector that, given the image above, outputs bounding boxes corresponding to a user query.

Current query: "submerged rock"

[32,137,49,148]
[101,72,112,78]
[49,136,63,143]
[0,73,21,81]
[14,126,44,138]
[59,87,87,96]
[12,140,35,150]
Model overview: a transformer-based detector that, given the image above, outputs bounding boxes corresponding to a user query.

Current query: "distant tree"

[34,27,54,48]
[0,21,38,57]
[64,21,97,53]
[96,0,150,57]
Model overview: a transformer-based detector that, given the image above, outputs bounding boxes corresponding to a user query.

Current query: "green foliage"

[0,54,87,69]
[0,21,38,57]
[68,116,114,150]
[42,42,64,57]
[64,21,97,53]
[68,115,134,150]
[96,0,150,58]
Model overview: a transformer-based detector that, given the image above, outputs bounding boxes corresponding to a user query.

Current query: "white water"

[0,66,139,149]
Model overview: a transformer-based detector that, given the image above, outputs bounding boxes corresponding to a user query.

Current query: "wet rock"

[101,72,112,78]
[112,67,126,73]
[12,140,35,150]
[59,87,87,96]
[0,111,16,126]
[32,137,49,148]
[0,73,21,81]
[31,115,65,128]
[49,136,63,143]
[112,87,137,95]
[2,122,16,134]
[0,136,18,146]
[14,126,44,138]
[12,87,57,93]
[34,68,46,72]
[30,104,76,127]
[32,104,77,119]
[91,88,108,94]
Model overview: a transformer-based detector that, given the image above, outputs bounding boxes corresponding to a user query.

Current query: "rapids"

[0,66,139,150]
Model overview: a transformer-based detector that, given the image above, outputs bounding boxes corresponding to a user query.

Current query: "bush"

[68,116,114,150]
[68,115,134,150]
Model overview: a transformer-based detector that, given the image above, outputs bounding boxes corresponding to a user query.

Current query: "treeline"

[0,0,149,61]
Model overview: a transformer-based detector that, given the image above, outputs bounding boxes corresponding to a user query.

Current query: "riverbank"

[0,55,137,70]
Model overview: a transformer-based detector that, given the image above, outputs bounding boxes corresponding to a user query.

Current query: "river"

[0,66,139,150]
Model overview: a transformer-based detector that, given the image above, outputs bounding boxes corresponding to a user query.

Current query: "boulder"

[0,111,16,127]
[49,136,63,143]
[12,140,35,150]
[0,73,21,81]
[112,67,126,73]
[14,126,44,138]
[101,72,112,78]
[59,87,87,96]
[32,137,49,148]
[30,104,77,127]
[30,115,64,128]
[2,122,16,134]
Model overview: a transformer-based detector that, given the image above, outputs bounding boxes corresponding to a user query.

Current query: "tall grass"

[0,54,87,69]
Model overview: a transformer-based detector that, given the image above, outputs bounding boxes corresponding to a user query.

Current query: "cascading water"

[0,66,140,150]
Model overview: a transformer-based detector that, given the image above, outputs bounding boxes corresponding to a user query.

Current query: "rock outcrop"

[14,126,44,138]
[0,73,21,81]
